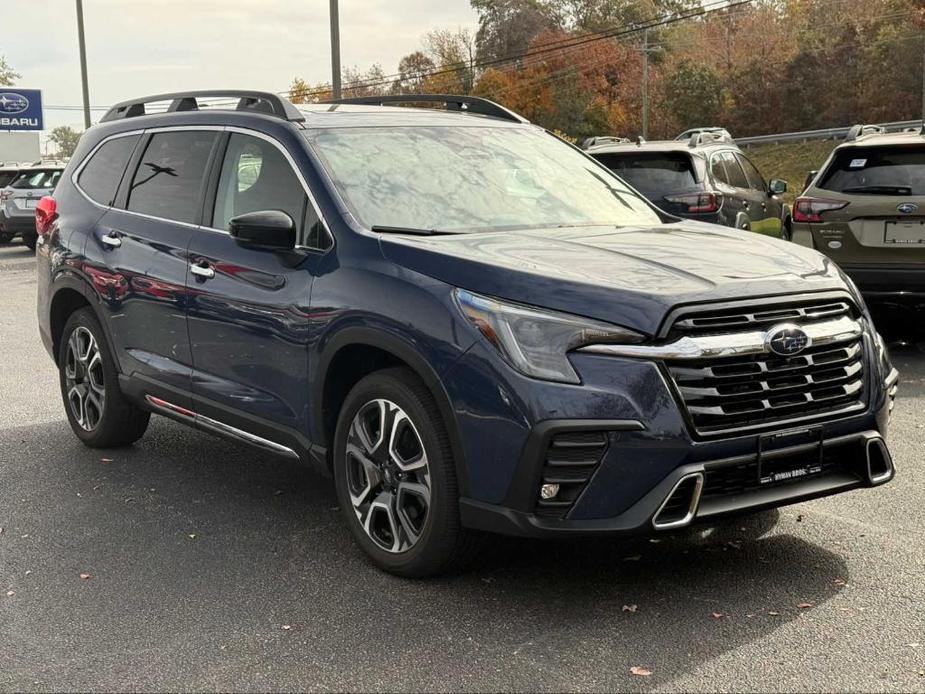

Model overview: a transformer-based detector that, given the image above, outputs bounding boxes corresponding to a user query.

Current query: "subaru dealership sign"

[0,89,44,131]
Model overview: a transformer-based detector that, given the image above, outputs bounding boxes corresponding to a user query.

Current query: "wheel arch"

[48,277,117,368]
[315,327,470,496]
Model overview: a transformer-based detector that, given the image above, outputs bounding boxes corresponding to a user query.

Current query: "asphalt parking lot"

[0,241,923,692]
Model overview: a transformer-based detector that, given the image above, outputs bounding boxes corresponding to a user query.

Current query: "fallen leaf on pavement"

[281,624,292,631]
[834,578,846,587]
[630,666,652,677]
[188,534,196,540]
[79,573,91,580]
[622,604,638,613]
[100,458,112,463]
[6,590,14,597]
[796,514,803,522]
[798,602,813,609]
[712,612,724,619]
[767,611,780,616]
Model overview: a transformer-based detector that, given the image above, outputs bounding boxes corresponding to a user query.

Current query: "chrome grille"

[665,298,866,435]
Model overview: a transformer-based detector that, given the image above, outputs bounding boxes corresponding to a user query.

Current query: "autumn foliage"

[290,0,925,140]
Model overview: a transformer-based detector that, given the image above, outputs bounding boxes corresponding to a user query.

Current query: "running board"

[144,395,300,460]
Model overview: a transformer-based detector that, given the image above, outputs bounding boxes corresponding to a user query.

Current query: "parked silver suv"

[0,166,63,249]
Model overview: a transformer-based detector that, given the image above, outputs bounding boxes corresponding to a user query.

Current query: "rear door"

[185,130,330,449]
[708,150,745,228]
[735,152,784,237]
[85,128,220,405]
[717,150,766,231]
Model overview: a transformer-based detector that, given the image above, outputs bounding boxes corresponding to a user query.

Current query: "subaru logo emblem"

[766,324,811,357]
[897,203,918,214]
[0,92,29,114]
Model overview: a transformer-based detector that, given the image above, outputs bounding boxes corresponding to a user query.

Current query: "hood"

[380,222,849,336]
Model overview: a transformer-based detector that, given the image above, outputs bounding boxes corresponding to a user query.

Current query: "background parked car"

[793,124,925,301]
[586,133,792,238]
[0,166,63,249]
[675,126,732,142]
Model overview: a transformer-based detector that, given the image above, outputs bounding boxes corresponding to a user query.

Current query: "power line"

[282,0,750,100]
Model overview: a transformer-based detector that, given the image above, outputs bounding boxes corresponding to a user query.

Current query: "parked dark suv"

[36,91,898,576]
[586,134,792,238]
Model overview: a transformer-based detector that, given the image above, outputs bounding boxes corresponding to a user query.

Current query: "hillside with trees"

[290,0,925,140]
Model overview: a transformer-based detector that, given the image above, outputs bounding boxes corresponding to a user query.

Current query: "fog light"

[540,483,560,500]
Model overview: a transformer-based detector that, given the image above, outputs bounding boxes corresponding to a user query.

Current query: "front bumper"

[460,429,893,537]
[447,330,898,538]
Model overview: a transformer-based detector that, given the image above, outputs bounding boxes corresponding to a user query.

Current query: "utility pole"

[330,0,342,100]
[641,28,649,140]
[921,30,925,123]
[76,0,91,129]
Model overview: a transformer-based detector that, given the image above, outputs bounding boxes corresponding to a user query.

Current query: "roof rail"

[323,94,529,124]
[580,135,631,149]
[99,90,305,123]
[844,123,886,142]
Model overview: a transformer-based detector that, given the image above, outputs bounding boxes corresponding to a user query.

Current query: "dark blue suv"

[36,91,899,576]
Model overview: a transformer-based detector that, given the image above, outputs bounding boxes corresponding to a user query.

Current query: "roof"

[585,138,738,155]
[296,102,529,129]
[835,130,925,149]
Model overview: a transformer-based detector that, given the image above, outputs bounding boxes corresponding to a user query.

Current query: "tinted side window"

[736,153,766,192]
[78,135,140,206]
[127,131,217,224]
[212,133,315,243]
[720,151,749,189]
[710,154,729,185]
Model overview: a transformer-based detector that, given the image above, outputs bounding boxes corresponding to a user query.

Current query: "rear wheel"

[333,367,478,577]
[22,232,37,251]
[58,308,150,447]
[0,232,12,244]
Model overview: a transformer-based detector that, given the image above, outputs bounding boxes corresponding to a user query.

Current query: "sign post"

[0,90,45,131]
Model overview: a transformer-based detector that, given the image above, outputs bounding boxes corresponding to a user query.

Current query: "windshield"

[11,169,62,190]
[819,145,925,195]
[306,126,660,232]
[592,152,698,196]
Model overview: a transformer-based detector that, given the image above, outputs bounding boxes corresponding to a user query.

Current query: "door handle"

[101,232,122,248]
[742,201,750,210]
[190,262,215,280]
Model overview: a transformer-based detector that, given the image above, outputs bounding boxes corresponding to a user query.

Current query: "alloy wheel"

[64,326,106,431]
[345,398,431,553]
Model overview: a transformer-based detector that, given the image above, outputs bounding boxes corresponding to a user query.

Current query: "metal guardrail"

[736,120,922,146]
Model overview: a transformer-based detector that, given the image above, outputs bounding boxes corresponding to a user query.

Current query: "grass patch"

[741,140,838,203]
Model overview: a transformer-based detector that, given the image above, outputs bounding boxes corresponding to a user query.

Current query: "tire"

[333,367,479,577]
[22,232,37,251]
[58,308,150,448]
[0,232,12,245]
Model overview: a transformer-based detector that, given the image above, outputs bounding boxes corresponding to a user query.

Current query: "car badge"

[0,92,29,114]
[765,324,810,357]
[897,203,918,214]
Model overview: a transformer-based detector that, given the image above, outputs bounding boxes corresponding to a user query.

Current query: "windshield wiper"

[371,225,459,236]
[841,185,912,195]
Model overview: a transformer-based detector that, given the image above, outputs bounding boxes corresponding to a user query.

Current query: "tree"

[0,55,19,86]
[471,0,555,63]
[424,28,478,93]
[49,126,82,159]
[396,51,436,93]
[664,62,724,131]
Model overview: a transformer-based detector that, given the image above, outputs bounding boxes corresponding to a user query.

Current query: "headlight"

[454,289,644,384]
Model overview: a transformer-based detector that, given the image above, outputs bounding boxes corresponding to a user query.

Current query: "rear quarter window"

[818,145,925,194]
[10,169,62,190]
[593,152,698,194]
[78,135,140,206]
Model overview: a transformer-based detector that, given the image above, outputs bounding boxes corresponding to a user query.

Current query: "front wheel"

[58,308,150,447]
[333,367,478,577]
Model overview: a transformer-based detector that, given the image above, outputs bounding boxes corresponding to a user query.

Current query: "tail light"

[793,197,847,223]
[0,190,11,202]
[664,191,723,213]
[35,196,58,236]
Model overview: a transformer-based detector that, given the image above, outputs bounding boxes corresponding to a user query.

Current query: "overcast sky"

[3,0,478,140]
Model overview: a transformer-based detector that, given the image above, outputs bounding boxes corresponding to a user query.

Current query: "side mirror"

[768,178,788,195]
[228,210,296,250]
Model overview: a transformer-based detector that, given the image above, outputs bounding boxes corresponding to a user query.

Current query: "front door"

[186,131,330,450]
